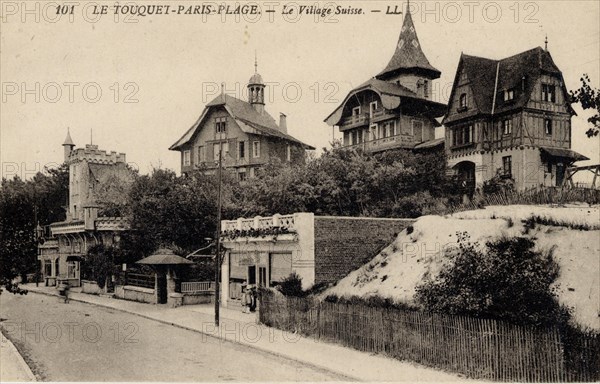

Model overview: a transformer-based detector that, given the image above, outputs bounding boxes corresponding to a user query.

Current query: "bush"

[415,232,570,328]
[278,272,305,297]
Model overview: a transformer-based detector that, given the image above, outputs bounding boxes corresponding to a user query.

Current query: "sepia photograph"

[1,0,599,382]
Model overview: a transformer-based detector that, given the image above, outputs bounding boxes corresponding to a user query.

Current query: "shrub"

[415,232,570,328]
[278,272,305,297]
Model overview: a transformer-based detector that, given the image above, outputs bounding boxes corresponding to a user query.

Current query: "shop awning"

[540,147,589,162]
[66,255,83,261]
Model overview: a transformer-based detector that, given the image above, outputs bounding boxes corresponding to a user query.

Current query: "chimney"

[279,113,288,134]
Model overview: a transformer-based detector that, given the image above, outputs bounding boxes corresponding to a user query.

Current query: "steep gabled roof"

[376,8,441,80]
[169,94,314,150]
[444,47,573,125]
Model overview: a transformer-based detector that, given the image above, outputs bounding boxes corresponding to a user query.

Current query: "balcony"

[340,114,367,128]
[221,213,299,242]
[343,134,415,153]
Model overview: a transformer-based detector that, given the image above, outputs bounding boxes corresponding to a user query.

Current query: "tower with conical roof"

[63,129,75,162]
[375,4,440,99]
[248,54,265,114]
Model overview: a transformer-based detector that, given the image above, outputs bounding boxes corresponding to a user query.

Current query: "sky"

[1,0,599,179]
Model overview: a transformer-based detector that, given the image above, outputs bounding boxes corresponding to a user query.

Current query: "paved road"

[0,293,346,381]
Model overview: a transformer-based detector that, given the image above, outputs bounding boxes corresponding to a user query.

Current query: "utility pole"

[214,88,225,326]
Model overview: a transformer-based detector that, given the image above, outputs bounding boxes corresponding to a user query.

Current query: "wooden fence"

[125,273,155,289]
[259,294,600,382]
[448,187,600,215]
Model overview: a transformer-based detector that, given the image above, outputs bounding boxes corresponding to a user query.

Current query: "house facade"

[219,213,414,306]
[169,66,314,178]
[37,132,132,287]
[443,47,588,192]
[324,6,447,153]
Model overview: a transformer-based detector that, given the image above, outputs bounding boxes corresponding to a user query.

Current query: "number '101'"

[56,5,75,15]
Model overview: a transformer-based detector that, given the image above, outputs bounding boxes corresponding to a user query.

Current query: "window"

[183,150,191,166]
[452,125,474,147]
[197,146,205,163]
[503,89,515,101]
[215,117,227,134]
[459,93,468,109]
[67,261,77,279]
[544,119,553,135]
[546,162,553,174]
[239,171,247,181]
[369,101,378,118]
[502,119,512,135]
[502,156,512,176]
[384,121,395,137]
[423,80,429,98]
[252,141,260,158]
[352,106,361,116]
[542,84,556,102]
[238,141,245,159]
[213,142,229,161]
[286,145,291,161]
[370,123,378,140]
[44,260,52,277]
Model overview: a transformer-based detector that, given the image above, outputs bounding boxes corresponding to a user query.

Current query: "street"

[0,293,346,381]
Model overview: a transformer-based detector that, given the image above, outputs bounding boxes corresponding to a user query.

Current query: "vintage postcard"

[1,0,599,382]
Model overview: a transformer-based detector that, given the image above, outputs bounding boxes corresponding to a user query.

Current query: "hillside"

[325,204,600,330]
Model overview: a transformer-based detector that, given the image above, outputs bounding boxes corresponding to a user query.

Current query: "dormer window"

[215,117,227,134]
[542,84,556,102]
[458,93,468,111]
[352,106,361,116]
[503,89,515,101]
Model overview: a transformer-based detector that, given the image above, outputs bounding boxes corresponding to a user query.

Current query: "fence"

[259,294,600,382]
[446,186,600,215]
[181,281,213,293]
[126,273,155,289]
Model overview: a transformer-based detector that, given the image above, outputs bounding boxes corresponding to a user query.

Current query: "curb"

[26,289,356,381]
[1,329,37,382]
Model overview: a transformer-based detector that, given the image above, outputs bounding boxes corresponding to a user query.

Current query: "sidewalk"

[1,330,37,382]
[23,283,465,382]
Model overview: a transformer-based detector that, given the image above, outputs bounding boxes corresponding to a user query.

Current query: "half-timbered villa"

[443,46,589,192]
[169,63,314,178]
[324,5,447,153]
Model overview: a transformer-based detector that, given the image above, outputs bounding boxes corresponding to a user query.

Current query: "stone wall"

[114,285,156,304]
[313,216,415,284]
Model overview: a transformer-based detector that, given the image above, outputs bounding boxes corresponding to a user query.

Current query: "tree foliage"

[570,73,600,138]
[0,164,68,293]
[415,232,569,327]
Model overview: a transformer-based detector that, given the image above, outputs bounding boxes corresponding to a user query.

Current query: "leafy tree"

[83,244,118,288]
[415,232,569,328]
[570,74,600,138]
[0,164,68,293]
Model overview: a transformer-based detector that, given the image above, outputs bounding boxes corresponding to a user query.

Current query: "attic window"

[458,93,468,110]
[542,84,556,103]
[215,117,227,134]
[503,89,515,101]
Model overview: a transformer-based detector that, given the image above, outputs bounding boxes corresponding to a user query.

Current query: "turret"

[248,55,265,114]
[62,129,75,162]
